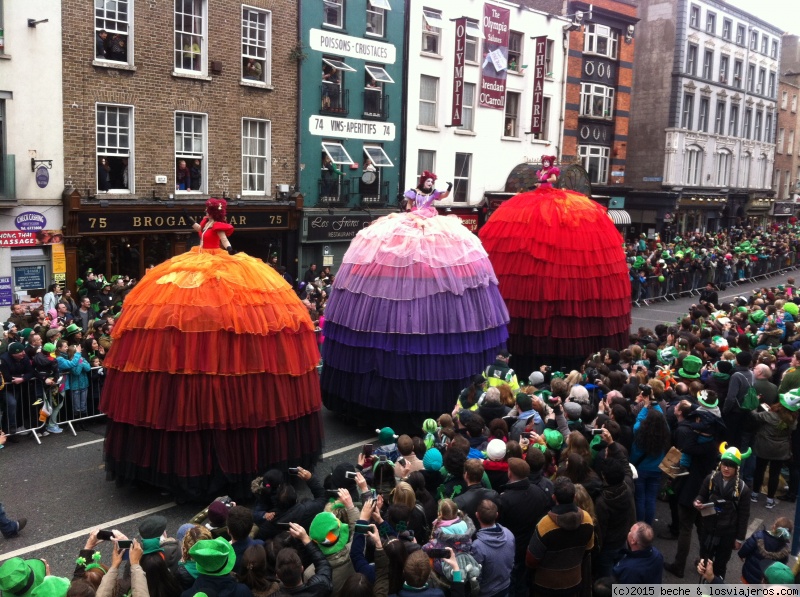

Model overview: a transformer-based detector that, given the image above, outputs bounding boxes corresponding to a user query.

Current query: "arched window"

[684,145,703,186]
[715,149,731,186]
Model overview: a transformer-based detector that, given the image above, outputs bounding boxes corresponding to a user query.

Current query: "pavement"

[2,268,799,583]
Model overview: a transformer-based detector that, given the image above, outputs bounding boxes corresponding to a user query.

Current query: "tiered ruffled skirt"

[100,247,323,498]
[320,211,509,429]
[478,186,631,369]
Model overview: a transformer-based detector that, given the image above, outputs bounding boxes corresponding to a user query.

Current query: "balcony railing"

[356,178,389,207]
[362,91,389,120]
[0,155,16,201]
[320,85,349,116]
[317,177,351,206]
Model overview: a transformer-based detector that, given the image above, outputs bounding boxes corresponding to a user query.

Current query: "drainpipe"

[296,0,304,271]
[398,0,410,209]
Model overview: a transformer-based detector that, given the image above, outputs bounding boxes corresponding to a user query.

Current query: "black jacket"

[498,478,551,564]
[454,484,499,529]
[595,482,636,550]
[673,419,721,508]
[255,476,327,540]
[273,542,332,597]
[0,351,33,383]
[696,472,752,541]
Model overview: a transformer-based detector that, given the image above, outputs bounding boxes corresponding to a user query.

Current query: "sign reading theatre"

[309,115,395,141]
[309,29,396,64]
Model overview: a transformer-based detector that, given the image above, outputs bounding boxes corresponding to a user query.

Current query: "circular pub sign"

[35,165,50,189]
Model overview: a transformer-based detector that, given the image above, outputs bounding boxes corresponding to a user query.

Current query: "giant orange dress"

[100,216,322,498]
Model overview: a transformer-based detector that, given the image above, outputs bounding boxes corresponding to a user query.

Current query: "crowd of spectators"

[627,225,800,301]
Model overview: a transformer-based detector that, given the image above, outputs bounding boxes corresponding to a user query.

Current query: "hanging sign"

[478,4,510,109]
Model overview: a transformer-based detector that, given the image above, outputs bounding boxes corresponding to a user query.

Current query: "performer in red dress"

[101,199,322,498]
[479,155,631,372]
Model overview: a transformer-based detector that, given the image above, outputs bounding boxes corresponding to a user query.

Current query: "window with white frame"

[580,83,615,119]
[733,60,743,88]
[698,97,709,132]
[775,169,781,194]
[362,144,392,193]
[761,35,768,55]
[453,153,471,203]
[794,95,798,113]
[789,130,795,156]
[504,91,520,137]
[174,0,205,73]
[682,93,694,129]
[722,18,731,40]
[459,82,475,131]
[689,5,700,28]
[686,44,698,76]
[747,64,755,92]
[741,152,751,187]
[174,112,206,192]
[545,39,555,76]
[758,153,769,188]
[772,39,779,59]
[684,146,703,186]
[702,49,713,80]
[419,75,438,127]
[785,170,791,198]
[779,128,786,153]
[714,101,726,135]
[533,97,551,141]
[765,112,773,143]
[241,7,270,84]
[757,68,765,95]
[782,91,789,110]
[743,108,752,138]
[719,54,729,84]
[584,24,618,60]
[736,24,745,45]
[366,0,387,37]
[508,31,523,72]
[579,145,609,184]
[750,30,758,51]
[729,104,738,136]
[422,8,443,55]
[706,12,715,34]
[716,150,731,186]
[417,149,435,179]
[95,0,131,63]
[324,0,343,28]
[464,19,481,63]
[96,104,133,192]
[754,110,763,141]
[242,118,270,194]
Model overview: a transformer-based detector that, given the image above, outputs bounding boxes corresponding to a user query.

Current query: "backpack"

[736,372,759,411]
[441,553,481,597]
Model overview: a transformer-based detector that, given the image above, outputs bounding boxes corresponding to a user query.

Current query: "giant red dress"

[100,220,323,498]
[478,180,631,370]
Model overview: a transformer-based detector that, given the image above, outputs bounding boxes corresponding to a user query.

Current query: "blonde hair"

[391,481,416,509]
[437,499,460,522]
[181,525,212,560]
[573,483,597,525]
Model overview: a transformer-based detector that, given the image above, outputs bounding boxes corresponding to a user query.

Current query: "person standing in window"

[96,29,108,59]
[321,156,341,198]
[322,65,339,110]
[190,160,202,191]
[244,59,263,81]
[176,160,190,191]
[108,34,126,62]
[98,158,111,192]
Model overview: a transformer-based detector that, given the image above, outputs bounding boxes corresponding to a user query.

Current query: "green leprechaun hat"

[779,389,800,412]
[719,442,752,466]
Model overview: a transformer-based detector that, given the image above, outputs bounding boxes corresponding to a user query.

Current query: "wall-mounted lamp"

[28,18,49,28]
[625,24,635,44]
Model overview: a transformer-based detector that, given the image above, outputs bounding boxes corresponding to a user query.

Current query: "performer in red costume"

[101,198,322,498]
[479,155,631,372]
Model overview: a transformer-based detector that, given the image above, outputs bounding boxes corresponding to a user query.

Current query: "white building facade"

[404,0,569,209]
[0,0,65,314]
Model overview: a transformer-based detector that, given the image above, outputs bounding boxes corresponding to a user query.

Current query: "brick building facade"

[61,0,300,284]
[774,34,800,219]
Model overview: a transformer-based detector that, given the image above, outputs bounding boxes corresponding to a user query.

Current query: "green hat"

[141,537,164,555]
[110,275,120,284]
[779,389,800,412]
[719,442,752,466]
[762,561,795,584]
[188,537,236,577]
[698,390,718,409]
[422,418,437,434]
[309,511,350,555]
[0,558,47,597]
[42,343,56,354]
[19,328,33,340]
[65,323,82,336]
[785,303,799,317]
[543,428,564,450]
[75,278,84,288]
[30,576,70,597]
[375,427,397,446]
[658,347,678,366]
[633,256,645,270]
[678,355,703,379]
[749,310,766,325]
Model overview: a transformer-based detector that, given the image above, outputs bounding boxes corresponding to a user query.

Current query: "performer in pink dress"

[403,171,452,214]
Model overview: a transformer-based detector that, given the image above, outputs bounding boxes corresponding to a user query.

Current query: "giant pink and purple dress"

[320,194,509,429]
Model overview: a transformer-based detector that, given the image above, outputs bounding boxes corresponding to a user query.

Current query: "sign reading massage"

[479,4,510,109]
[309,29,396,64]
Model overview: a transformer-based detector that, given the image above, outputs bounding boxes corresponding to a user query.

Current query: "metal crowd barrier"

[631,252,799,307]
[1,367,106,443]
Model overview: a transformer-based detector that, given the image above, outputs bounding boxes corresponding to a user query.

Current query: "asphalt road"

[2,268,799,582]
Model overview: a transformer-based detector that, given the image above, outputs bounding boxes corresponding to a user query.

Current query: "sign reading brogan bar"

[450,18,467,127]
[77,211,290,234]
[479,4,510,110]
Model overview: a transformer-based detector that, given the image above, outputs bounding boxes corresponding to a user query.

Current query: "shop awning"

[607,209,631,226]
